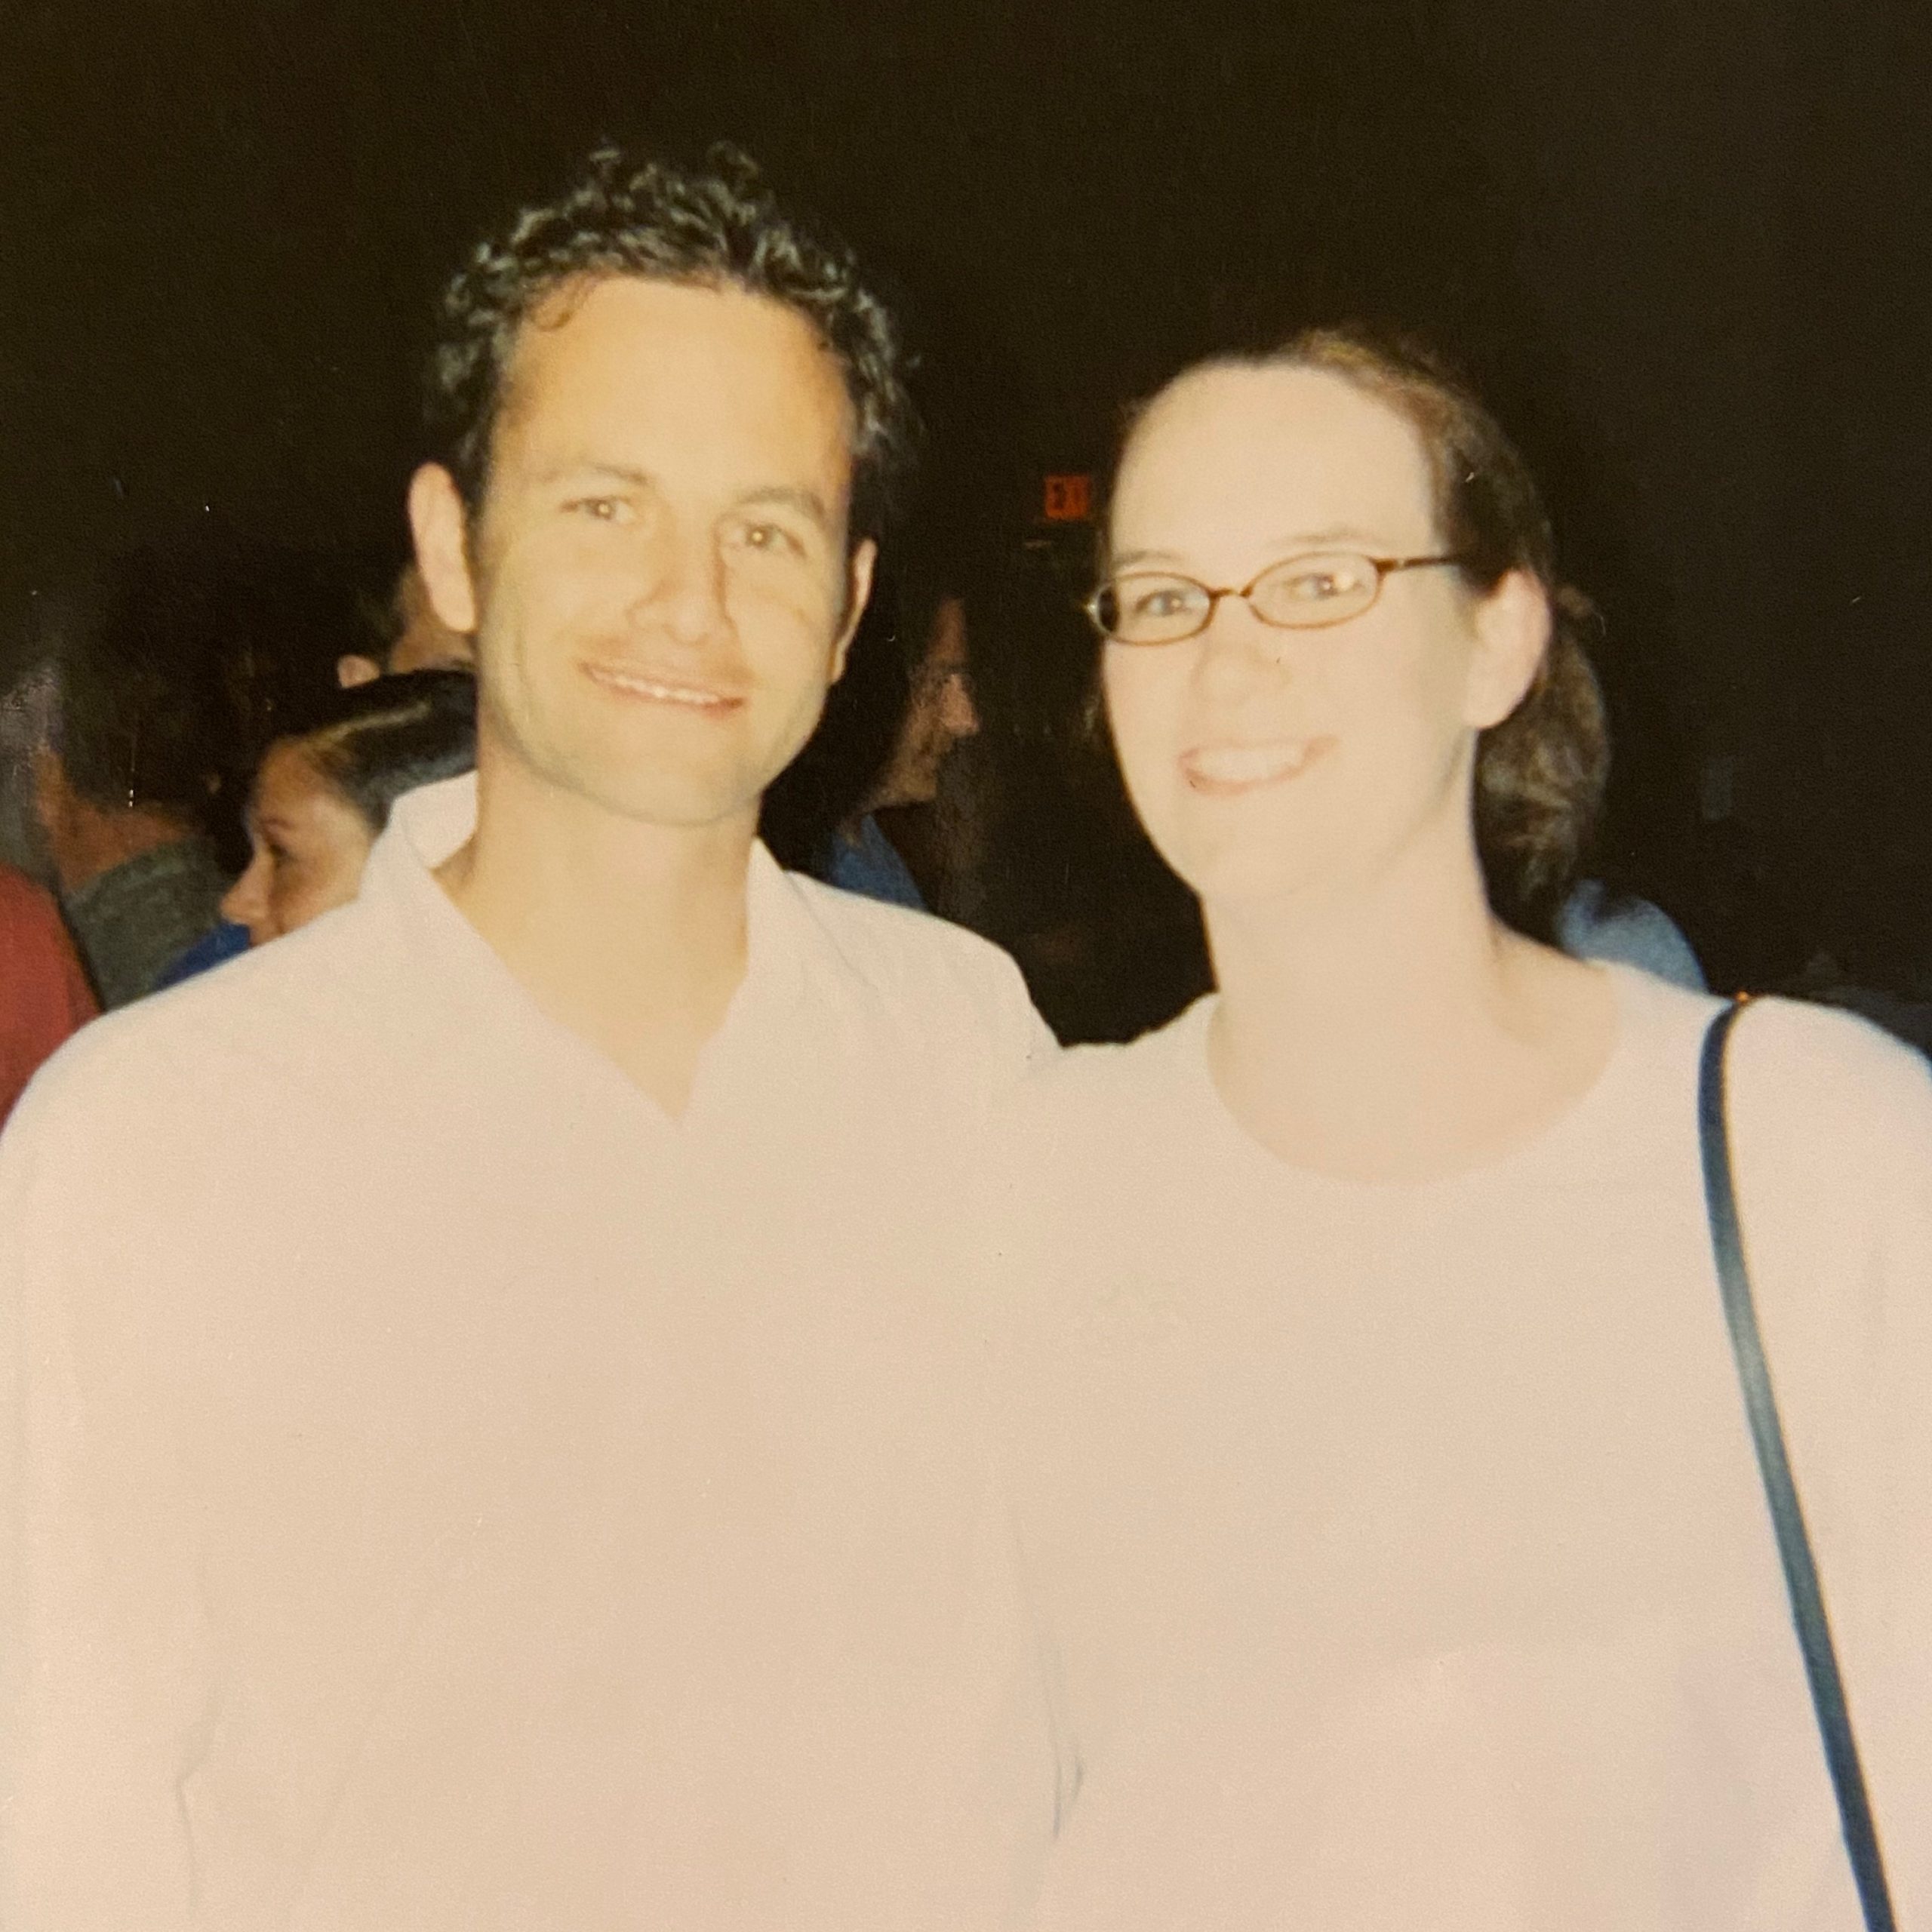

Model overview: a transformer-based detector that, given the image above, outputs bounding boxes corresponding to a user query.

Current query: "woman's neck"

[1203,839,1614,1184]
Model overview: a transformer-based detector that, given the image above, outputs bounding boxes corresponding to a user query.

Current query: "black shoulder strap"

[1697,1001,1897,1931]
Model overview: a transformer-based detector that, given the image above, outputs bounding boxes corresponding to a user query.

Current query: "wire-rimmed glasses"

[1084,551,1466,646]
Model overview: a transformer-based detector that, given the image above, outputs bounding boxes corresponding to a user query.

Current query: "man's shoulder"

[8,900,392,1141]
[783,867,1049,1044]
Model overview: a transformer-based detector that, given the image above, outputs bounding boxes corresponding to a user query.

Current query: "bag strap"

[1697,1001,1897,1931]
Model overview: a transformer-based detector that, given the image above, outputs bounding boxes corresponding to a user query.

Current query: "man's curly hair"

[426,144,916,547]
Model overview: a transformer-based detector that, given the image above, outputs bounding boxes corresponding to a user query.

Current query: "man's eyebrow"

[737,484,835,532]
[544,461,656,490]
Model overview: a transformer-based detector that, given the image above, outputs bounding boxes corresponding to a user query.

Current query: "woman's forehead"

[1112,362,1436,554]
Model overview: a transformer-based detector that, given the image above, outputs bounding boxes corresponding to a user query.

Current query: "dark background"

[4,0,1929,1004]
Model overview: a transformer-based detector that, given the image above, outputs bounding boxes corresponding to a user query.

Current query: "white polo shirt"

[1,775,1060,1930]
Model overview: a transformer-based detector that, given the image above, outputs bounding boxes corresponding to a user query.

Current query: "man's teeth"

[586,665,731,707]
[1188,743,1312,785]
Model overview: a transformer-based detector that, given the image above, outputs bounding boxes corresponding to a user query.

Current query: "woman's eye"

[1134,585,1195,618]
[1286,571,1345,600]
[569,497,629,523]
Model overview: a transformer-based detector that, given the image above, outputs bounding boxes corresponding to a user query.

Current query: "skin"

[220,740,375,945]
[337,563,478,690]
[868,595,979,811]
[1103,361,1615,1183]
[29,746,193,895]
[408,275,874,1114]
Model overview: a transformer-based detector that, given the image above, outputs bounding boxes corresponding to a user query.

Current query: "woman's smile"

[1180,735,1335,795]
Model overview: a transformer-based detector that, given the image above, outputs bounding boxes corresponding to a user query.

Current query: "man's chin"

[509,756,764,837]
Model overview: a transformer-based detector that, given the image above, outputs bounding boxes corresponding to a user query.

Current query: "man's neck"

[436,757,755,1118]
[50,801,195,897]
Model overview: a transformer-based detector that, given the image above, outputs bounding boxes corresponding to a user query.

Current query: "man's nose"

[941,672,979,740]
[638,527,730,645]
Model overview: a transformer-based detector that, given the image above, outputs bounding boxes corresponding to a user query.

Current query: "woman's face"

[1100,362,1543,914]
[220,741,375,945]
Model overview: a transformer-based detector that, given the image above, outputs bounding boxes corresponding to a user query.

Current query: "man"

[817,589,981,908]
[0,859,96,1124]
[1,146,1057,1927]
[26,566,232,1007]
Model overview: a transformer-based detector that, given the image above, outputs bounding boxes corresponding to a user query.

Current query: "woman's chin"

[1158,834,1328,917]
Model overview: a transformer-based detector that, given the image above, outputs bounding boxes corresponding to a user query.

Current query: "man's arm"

[0,1075,205,1929]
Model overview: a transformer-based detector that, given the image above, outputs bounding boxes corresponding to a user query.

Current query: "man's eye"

[569,497,629,523]
[736,521,805,558]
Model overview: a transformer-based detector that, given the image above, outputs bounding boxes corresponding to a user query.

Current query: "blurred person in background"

[220,668,476,947]
[336,558,476,688]
[1557,875,1706,987]
[761,558,980,912]
[844,589,980,904]
[0,859,96,1124]
[140,537,411,989]
[27,552,232,1007]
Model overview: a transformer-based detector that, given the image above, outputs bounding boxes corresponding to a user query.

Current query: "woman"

[220,668,475,945]
[999,328,1932,1928]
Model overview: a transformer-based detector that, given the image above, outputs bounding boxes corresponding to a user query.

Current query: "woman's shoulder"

[1727,989,1932,1117]
[1603,964,1930,1149]
[1004,995,1216,1136]
[1718,992,1932,1209]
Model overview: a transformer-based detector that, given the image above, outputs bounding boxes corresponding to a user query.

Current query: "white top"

[0,774,1060,1931]
[995,965,1932,1930]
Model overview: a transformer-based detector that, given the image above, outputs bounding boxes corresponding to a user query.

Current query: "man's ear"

[336,654,382,690]
[1463,568,1552,731]
[408,463,481,636]
[829,538,877,685]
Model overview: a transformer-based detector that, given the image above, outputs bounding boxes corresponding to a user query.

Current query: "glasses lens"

[1097,574,1213,644]
[1249,552,1380,628]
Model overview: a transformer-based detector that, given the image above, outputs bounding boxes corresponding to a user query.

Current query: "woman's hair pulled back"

[1116,324,1608,932]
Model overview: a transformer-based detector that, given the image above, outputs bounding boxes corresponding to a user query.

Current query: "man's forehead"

[506,275,848,413]
[485,273,859,507]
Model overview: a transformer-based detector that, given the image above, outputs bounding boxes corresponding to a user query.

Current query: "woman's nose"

[1192,598,1287,700]
[221,858,269,944]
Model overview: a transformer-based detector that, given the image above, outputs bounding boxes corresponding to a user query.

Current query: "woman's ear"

[1463,569,1552,730]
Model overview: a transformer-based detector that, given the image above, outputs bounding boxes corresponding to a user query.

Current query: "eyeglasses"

[1084,550,1466,647]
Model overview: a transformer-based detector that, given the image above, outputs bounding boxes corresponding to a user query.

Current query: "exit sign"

[1042,473,1093,522]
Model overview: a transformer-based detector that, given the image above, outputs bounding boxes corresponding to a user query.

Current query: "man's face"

[415,276,874,833]
[876,596,980,808]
